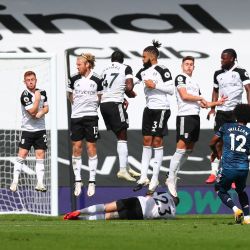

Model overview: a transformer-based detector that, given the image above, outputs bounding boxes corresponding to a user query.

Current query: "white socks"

[168,149,188,180]
[36,159,45,184]
[80,204,105,214]
[73,155,98,183]
[13,158,45,185]
[72,156,82,181]
[151,147,163,183]
[140,146,152,180]
[117,140,128,170]
[211,158,220,175]
[88,155,98,182]
[80,214,105,220]
[12,157,24,183]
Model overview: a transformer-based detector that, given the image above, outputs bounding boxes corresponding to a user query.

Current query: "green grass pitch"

[0,215,249,250]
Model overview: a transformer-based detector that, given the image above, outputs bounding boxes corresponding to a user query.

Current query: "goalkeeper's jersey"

[20,88,48,131]
[138,192,176,219]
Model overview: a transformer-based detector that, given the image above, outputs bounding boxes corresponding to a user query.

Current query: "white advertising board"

[0,0,250,129]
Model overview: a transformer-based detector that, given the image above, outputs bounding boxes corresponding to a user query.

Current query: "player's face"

[77,58,89,75]
[142,51,152,68]
[221,53,234,70]
[24,74,37,91]
[182,60,194,76]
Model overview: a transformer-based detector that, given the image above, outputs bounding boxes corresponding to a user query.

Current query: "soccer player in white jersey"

[133,40,174,194]
[10,71,49,192]
[166,56,226,197]
[206,49,250,184]
[64,191,179,220]
[100,51,140,182]
[67,53,103,197]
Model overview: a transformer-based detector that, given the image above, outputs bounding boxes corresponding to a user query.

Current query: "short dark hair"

[222,48,237,61]
[143,40,162,58]
[234,104,250,123]
[182,56,195,63]
[111,51,124,63]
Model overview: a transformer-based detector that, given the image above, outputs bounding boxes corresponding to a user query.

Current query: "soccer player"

[63,191,179,220]
[206,49,250,184]
[100,51,140,182]
[67,53,103,197]
[133,40,174,194]
[166,56,227,197]
[210,104,250,224]
[10,71,49,192]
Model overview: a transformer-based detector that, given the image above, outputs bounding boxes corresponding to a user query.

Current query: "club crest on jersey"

[177,76,184,82]
[23,97,30,103]
[165,72,171,78]
[245,71,249,77]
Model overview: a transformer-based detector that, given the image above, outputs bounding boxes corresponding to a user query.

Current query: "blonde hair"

[78,53,96,68]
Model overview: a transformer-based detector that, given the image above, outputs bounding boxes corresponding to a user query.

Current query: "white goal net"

[0,53,58,216]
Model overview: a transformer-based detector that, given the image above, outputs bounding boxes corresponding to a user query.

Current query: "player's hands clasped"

[144,79,156,89]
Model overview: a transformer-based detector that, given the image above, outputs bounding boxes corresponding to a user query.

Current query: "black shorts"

[100,102,129,134]
[142,107,171,137]
[214,110,236,132]
[19,130,47,150]
[176,115,200,143]
[116,197,143,220]
[70,116,99,142]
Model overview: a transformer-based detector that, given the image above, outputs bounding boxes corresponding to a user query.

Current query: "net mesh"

[0,57,53,215]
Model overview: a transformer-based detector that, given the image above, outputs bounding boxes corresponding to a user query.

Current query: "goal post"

[0,53,58,216]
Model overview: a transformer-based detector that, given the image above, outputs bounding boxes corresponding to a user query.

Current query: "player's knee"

[143,137,153,146]
[152,137,163,148]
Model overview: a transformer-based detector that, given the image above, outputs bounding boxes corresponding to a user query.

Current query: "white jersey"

[175,73,200,116]
[214,64,250,111]
[67,71,103,118]
[135,64,174,109]
[138,192,176,219]
[101,62,133,103]
[20,88,48,132]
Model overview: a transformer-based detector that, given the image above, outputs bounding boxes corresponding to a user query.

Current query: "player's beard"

[221,64,230,70]
[143,59,152,69]
[221,62,234,70]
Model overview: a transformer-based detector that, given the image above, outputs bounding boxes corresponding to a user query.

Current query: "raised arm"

[35,105,49,119]
[26,90,41,117]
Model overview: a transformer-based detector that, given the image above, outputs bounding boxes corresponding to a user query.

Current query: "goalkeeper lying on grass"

[64,191,179,220]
